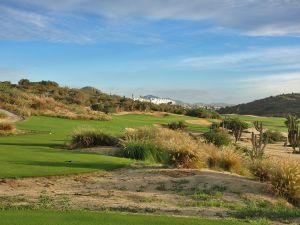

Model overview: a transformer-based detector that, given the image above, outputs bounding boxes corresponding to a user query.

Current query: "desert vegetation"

[69,127,118,149]
[286,115,300,153]
[0,111,8,119]
[0,87,299,224]
[203,128,232,147]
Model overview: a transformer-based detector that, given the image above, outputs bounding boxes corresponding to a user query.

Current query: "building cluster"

[134,96,176,105]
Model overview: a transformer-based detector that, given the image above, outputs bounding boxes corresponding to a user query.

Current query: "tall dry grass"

[121,126,245,170]
[0,111,7,119]
[121,126,209,168]
[206,147,244,174]
[251,158,300,206]
[69,126,118,149]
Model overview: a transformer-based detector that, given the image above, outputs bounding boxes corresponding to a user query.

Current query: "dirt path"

[0,167,283,218]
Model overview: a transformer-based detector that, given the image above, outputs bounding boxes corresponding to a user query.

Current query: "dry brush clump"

[120,126,209,168]
[120,126,246,171]
[206,147,245,174]
[251,158,300,206]
[0,122,16,136]
[69,126,118,149]
[0,111,8,119]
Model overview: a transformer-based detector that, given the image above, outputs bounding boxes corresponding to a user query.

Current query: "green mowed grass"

[0,211,251,225]
[0,114,203,178]
[223,114,287,132]
[0,113,285,178]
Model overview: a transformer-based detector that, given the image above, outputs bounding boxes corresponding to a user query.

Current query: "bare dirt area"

[185,119,212,126]
[238,129,300,160]
[0,167,284,218]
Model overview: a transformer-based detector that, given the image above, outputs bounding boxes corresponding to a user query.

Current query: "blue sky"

[0,0,300,104]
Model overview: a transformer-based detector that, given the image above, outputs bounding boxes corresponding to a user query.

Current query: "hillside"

[218,93,300,117]
[0,81,110,121]
[0,80,187,118]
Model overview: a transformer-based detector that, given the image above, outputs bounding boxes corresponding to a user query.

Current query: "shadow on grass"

[12,160,128,171]
[0,142,65,149]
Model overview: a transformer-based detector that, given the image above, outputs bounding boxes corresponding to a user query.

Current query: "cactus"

[249,121,268,160]
[286,115,300,153]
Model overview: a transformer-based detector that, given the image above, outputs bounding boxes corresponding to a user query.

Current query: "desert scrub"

[206,147,245,174]
[120,126,209,168]
[0,111,7,119]
[250,158,300,206]
[0,122,16,136]
[120,140,169,163]
[203,128,232,147]
[0,123,15,131]
[268,159,300,206]
[263,130,286,143]
[167,121,187,130]
[69,126,118,149]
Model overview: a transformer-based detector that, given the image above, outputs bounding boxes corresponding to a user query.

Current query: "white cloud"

[179,47,300,73]
[4,0,300,37]
[1,0,300,42]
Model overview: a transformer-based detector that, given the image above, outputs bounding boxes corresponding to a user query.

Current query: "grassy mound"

[69,127,118,148]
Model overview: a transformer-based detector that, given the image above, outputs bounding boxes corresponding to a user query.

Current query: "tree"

[18,79,30,86]
[221,117,249,142]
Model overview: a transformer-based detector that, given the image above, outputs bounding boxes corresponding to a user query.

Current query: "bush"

[167,121,187,130]
[203,128,231,147]
[269,159,300,206]
[206,147,244,174]
[263,130,286,143]
[0,123,15,131]
[0,112,7,119]
[186,108,220,119]
[120,126,209,168]
[249,159,271,182]
[250,158,300,206]
[221,117,249,142]
[69,127,118,149]
[120,140,169,163]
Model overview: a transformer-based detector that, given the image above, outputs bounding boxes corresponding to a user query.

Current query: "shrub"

[268,159,300,206]
[221,117,249,142]
[120,140,169,163]
[203,128,231,147]
[250,158,300,206]
[0,112,7,119]
[0,123,15,131]
[120,126,208,168]
[167,121,187,130]
[249,159,272,182]
[263,130,286,143]
[185,108,220,119]
[69,127,118,149]
[210,122,220,130]
[206,147,244,174]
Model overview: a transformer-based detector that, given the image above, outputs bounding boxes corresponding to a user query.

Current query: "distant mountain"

[218,93,300,117]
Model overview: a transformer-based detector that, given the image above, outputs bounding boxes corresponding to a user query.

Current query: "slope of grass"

[0,211,252,225]
[0,114,202,178]
[223,114,286,132]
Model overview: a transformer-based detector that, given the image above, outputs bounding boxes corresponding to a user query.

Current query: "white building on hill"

[134,96,176,105]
